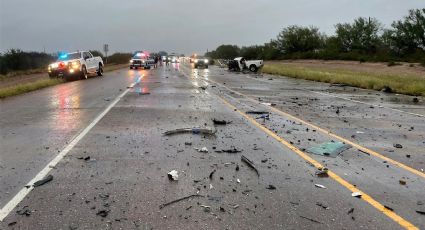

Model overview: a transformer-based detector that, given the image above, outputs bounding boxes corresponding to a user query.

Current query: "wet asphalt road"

[0,63,424,229]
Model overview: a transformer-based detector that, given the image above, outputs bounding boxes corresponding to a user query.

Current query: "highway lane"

[0,68,141,206]
[0,63,424,229]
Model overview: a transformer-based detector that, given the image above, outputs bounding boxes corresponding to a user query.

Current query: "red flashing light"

[58,62,66,68]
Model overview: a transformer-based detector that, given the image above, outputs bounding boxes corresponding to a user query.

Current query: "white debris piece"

[352,192,362,198]
[198,147,208,153]
[314,184,326,189]
[167,170,179,181]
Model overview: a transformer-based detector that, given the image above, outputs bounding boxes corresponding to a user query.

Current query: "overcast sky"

[0,0,424,55]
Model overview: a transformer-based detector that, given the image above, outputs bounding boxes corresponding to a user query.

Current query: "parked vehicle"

[228,57,263,72]
[130,51,155,69]
[48,51,103,80]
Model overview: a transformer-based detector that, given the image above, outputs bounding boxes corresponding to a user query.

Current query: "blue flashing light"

[58,52,68,59]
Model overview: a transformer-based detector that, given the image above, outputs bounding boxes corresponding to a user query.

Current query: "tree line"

[0,50,135,75]
[206,8,425,64]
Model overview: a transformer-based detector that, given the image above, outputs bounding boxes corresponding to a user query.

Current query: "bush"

[0,49,55,75]
[107,53,132,64]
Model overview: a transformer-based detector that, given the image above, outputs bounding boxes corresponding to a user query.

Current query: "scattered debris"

[200,205,211,212]
[230,204,239,209]
[413,97,419,103]
[212,119,232,125]
[384,205,394,211]
[96,209,110,217]
[246,111,269,115]
[314,184,326,189]
[356,131,365,134]
[236,178,241,183]
[266,185,276,190]
[261,102,276,106]
[347,208,354,214]
[16,206,31,216]
[104,97,111,101]
[77,156,91,161]
[184,142,192,146]
[241,155,260,177]
[139,92,150,95]
[33,175,53,187]
[416,210,425,215]
[399,179,406,185]
[299,215,323,224]
[163,128,216,136]
[381,86,393,93]
[306,141,351,157]
[315,167,329,178]
[167,170,179,181]
[159,195,204,209]
[8,222,17,226]
[316,202,329,210]
[197,147,209,153]
[209,169,216,180]
[351,192,362,198]
[393,143,403,149]
[222,147,242,153]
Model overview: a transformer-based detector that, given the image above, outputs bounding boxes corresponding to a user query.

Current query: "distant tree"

[158,51,168,57]
[240,45,264,59]
[108,52,133,64]
[335,17,382,53]
[213,45,240,59]
[383,8,425,54]
[276,26,326,54]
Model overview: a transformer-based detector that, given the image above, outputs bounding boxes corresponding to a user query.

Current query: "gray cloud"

[1,0,424,55]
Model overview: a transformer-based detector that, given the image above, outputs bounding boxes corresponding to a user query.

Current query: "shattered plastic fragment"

[352,192,362,198]
[197,147,208,153]
[306,141,351,157]
[163,128,216,136]
[167,170,179,181]
[314,184,326,189]
[33,175,53,187]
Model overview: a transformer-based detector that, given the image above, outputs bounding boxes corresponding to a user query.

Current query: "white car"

[48,51,104,80]
[229,57,264,72]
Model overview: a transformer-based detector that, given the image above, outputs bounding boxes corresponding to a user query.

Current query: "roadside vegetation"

[263,62,425,96]
[206,8,425,65]
[0,78,63,98]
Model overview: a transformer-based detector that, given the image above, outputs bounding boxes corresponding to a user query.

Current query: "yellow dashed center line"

[216,95,418,230]
[204,76,425,179]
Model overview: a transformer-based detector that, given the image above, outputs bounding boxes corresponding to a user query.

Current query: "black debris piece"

[209,169,216,180]
[33,175,53,187]
[77,156,91,161]
[384,205,394,211]
[96,209,110,217]
[222,147,242,153]
[212,119,232,125]
[393,143,403,148]
[347,208,354,214]
[299,215,323,224]
[8,222,17,226]
[315,167,329,178]
[159,194,204,209]
[246,111,269,115]
[241,155,260,177]
[412,97,419,103]
[16,206,31,216]
[220,207,226,212]
[235,165,239,171]
[266,185,276,190]
[163,128,216,136]
[184,142,192,146]
[316,202,329,209]
[416,210,425,215]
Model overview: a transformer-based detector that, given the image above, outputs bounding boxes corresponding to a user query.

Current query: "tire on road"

[97,64,103,76]
[249,65,258,72]
[80,65,88,80]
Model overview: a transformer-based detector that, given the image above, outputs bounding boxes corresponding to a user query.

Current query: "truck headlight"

[194,59,198,63]
[71,61,80,69]
[205,59,209,63]
[130,60,133,63]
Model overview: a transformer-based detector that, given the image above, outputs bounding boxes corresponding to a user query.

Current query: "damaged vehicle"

[228,57,263,72]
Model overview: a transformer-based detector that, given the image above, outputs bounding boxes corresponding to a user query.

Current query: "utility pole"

[103,44,109,64]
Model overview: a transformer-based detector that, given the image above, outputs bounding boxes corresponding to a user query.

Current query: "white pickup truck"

[48,51,104,80]
[228,57,263,72]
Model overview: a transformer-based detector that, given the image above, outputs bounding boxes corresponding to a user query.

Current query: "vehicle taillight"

[58,62,65,68]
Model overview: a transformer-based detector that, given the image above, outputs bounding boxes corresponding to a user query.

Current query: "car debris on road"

[163,127,216,136]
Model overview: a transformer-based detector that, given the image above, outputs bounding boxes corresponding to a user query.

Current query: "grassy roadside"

[0,64,128,99]
[262,62,425,96]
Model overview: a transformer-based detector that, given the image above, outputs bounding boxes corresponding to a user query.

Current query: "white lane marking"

[0,78,139,222]
[309,90,425,118]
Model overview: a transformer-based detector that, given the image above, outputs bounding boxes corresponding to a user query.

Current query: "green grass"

[262,63,425,96]
[0,78,64,98]
[0,64,128,99]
